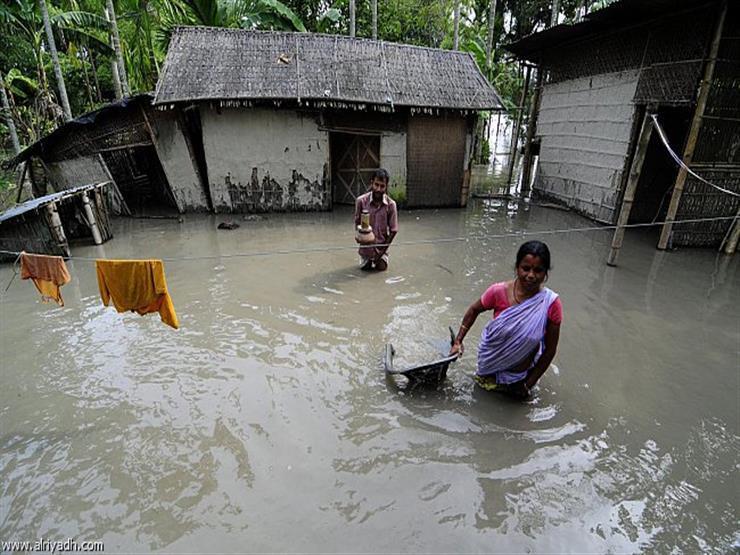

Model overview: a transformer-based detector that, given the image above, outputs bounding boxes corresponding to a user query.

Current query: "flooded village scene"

[1,0,738,553]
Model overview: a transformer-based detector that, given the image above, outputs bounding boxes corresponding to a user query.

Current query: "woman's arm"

[449,299,487,356]
[524,321,560,390]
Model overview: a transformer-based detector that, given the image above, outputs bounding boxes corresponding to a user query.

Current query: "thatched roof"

[154,28,503,111]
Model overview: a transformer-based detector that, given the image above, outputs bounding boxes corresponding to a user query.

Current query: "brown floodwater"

[1,200,738,552]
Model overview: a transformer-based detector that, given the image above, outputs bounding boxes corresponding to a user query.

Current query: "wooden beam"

[657,0,727,250]
[607,111,654,266]
[721,208,740,255]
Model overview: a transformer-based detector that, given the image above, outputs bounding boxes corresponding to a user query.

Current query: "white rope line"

[650,114,740,198]
[0,215,735,263]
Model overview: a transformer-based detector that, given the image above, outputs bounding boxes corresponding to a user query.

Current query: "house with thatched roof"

[506,0,739,249]
[4,29,502,218]
[151,27,503,212]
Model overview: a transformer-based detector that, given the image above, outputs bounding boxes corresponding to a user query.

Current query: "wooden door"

[407,115,467,207]
[330,133,381,205]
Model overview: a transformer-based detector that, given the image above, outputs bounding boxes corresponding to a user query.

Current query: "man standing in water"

[354,168,398,271]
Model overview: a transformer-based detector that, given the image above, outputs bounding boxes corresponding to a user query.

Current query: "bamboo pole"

[81,191,103,245]
[657,1,727,250]
[607,111,654,266]
[521,68,543,197]
[45,201,70,257]
[722,208,740,255]
[505,65,531,190]
[15,162,29,203]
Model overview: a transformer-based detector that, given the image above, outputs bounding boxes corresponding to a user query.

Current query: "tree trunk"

[106,0,130,96]
[104,7,124,99]
[349,0,356,37]
[0,71,22,154]
[79,49,95,107]
[485,0,498,73]
[39,0,72,121]
[550,0,560,27]
[453,0,460,50]
[371,0,377,39]
[87,43,103,102]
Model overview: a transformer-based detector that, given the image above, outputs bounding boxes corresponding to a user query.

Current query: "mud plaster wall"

[150,109,209,212]
[46,155,109,192]
[201,107,329,213]
[534,70,640,223]
[380,131,406,195]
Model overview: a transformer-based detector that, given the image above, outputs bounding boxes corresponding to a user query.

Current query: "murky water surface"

[1,201,738,552]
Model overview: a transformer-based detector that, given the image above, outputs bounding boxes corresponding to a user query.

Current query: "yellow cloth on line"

[20,251,72,306]
[95,259,179,329]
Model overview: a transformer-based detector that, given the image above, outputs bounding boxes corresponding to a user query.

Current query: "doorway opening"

[629,106,692,224]
[330,132,381,205]
[101,145,178,216]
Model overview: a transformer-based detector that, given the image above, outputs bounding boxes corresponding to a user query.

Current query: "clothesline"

[0,215,735,263]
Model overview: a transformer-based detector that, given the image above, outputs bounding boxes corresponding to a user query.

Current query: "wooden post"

[658,1,727,250]
[722,208,740,255]
[506,64,531,191]
[81,191,103,245]
[15,162,29,203]
[45,201,70,257]
[607,111,654,266]
[521,68,543,197]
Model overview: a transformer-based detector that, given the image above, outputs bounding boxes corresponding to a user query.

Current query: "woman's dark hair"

[372,168,390,183]
[516,240,552,271]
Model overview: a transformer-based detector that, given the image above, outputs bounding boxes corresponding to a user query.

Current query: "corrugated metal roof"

[154,28,504,111]
[505,0,716,61]
[0,182,108,224]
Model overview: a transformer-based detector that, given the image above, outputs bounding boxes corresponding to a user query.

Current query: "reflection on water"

[1,202,738,552]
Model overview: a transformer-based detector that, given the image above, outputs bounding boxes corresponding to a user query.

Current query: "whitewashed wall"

[201,107,330,213]
[380,130,407,194]
[151,109,208,212]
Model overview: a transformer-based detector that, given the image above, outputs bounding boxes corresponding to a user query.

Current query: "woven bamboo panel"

[673,171,740,247]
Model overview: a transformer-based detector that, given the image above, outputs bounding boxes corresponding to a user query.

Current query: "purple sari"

[476,287,558,384]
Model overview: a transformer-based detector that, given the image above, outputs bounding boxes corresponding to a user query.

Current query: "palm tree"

[38,0,72,120]
[371,0,377,39]
[453,0,460,50]
[156,0,306,52]
[105,0,129,96]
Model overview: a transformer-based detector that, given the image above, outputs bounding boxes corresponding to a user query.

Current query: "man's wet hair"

[372,168,390,183]
[516,240,552,271]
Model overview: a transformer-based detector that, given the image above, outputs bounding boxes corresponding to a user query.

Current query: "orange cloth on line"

[95,259,179,329]
[20,252,72,306]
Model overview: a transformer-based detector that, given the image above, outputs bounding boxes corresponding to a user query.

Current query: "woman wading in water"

[450,241,562,399]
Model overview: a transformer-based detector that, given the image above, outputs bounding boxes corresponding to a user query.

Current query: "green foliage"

[0,0,617,161]
[388,186,406,207]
